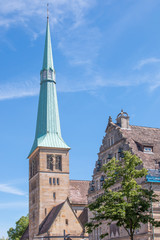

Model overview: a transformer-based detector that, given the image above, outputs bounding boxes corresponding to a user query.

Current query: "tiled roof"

[120,125,160,169]
[78,208,88,227]
[38,202,65,235]
[20,226,29,240]
[69,180,90,205]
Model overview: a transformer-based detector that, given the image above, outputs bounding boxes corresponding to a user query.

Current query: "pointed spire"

[42,15,54,71]
[29,17,69,157]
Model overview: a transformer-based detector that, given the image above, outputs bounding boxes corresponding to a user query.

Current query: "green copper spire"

[42,17,54,71]
[29,18,70,157]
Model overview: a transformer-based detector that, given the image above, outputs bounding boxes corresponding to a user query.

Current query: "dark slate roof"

[38,201,65,235]
[69,180,90,205]
[78,208,88,227]
[20,226,29,240]
[120,125,160,169]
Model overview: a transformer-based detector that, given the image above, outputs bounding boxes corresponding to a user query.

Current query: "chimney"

[116,110,130,129]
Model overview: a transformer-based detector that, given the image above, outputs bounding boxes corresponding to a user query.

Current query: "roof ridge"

[130,125,160,130]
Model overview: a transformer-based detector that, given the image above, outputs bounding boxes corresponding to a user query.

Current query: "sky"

[1,0,160,237]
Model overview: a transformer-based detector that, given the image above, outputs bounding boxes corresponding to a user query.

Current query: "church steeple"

[42,17,54,72]
[29,18,70,157]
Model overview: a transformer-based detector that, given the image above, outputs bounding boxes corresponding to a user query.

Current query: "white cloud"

[0,77,39,101]
[134,58,160,70]
[0,184,25,196]
[0,0,95,30]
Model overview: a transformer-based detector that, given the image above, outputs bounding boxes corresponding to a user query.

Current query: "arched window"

[47,155,54,171]
[30,158,38,178]
[55,155,62,171]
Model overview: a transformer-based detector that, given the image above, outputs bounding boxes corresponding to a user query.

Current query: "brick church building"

[21,17,89,240]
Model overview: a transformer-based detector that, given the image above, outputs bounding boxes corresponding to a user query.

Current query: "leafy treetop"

[7,215,28,240]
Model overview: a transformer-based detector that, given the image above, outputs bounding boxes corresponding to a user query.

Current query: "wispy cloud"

[134,57,160,70]
[58,27,101,68]
[1,69,159,101]
[0,183,25,196]
[0,0,95,30]
[0,77,39,101]
[0,201,28,209]
[56,71,151,93]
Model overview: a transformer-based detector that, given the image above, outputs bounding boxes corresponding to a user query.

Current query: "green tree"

[7,215,29,240]
[87,151,160,240]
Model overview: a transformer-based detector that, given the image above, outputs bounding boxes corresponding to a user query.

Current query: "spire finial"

[47,3,49,20]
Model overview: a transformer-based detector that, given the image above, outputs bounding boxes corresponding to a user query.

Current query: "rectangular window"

[49,178,52,185]
[144,147,153,153]
[108,154,112,160]
[55,155,62,171]
[65,219,68,225]
[111,136,114,145]
[53,192,56,199]
[53,178,55,185]
[57,178,60,185]
[108,139,110,147]
[47,155,54,171]
[45,208,47,216]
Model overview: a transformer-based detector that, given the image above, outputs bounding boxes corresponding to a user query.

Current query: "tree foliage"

[87,151,160,240]
[7,215,29,240]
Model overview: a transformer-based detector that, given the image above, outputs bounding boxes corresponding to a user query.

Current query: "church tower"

[28,17,70,240]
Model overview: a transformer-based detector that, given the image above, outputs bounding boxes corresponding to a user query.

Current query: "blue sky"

[1,0,160,237]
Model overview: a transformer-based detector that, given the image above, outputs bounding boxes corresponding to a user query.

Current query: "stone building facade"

[88,110,160,240]
[21,17,89,240]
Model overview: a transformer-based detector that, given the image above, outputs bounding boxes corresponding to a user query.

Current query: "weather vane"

[47,3,49,19]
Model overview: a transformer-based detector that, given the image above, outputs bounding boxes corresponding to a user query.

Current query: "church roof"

[100,115,160,170]
[29,18,70,157]
[69,180,89,205]
[120,125,160,169]
[78,208,88,227]
[38,201,65,235]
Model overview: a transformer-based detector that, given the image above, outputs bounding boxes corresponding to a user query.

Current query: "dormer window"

[144,147,153,153]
